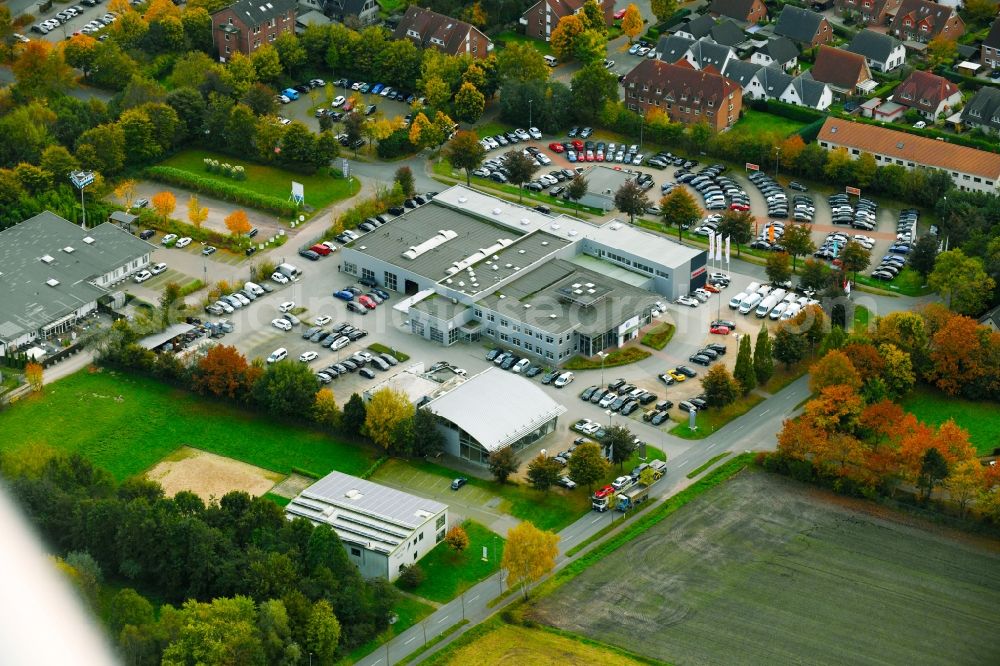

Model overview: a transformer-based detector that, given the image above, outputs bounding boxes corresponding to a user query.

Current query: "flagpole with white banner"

[725,235,730,273]
[708,231,715,277]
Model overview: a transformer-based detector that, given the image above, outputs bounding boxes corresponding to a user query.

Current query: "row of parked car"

[674,272,731,308]
[675,164,747,212]
[333,285,391,315]
[747,171,792,219]
[474,150,553,185]
[729,281,818,320]
[298,241,337,262]
[548,138,645,166]
[32,2,109,35]
[335,78,420,105]
[207,281,275,316]
[132,262,168,283]
[828,193,879,231]
[813,231,875,263]
[870,208,921,281]
[579,380,659,418]
[479,127,543,153]
[484,348,575,387]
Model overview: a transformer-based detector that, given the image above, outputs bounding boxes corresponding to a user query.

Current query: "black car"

[706,343,727,355]
[347,330,367,341]
[139,229,155,240]
[580,386,599,401]
[525,365,542,377]
[789,181,808,192]
[541,370,560,385]
[711,319,736,330]
[697,348,718,360]
[608,378,626,391]
[655,400,673,411]
[341,359,359,371]
[346,302,367,315]
[690,397,708,410]
[651,411,670,425]
[676,365,697,378]
[451,477,468,490]
[388,206,405,215]
[621,400,640,416]
[589,389,607,404]
[299,249,320,261]
[486,348,502,361]
[638,392,657,405]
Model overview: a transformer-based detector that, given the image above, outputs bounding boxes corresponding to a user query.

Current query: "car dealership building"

[339,186,707,363]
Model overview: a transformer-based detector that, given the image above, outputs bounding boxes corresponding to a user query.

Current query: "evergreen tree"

[734,334,756,395]
[341,393,366,436]
[753,325,774,385]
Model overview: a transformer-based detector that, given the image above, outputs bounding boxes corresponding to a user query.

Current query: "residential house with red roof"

[393,6,493,58]
[806,45,874,97]
[707,0,768,24]
[520,0,614,42]
[622,59,742,131]
[888,0,964,44]
[892,70,961,120]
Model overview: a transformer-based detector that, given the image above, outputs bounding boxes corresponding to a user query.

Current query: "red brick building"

[889,0,965,43]
[834,0,902,27]
[520,0,614,42]
[623,59,742,132]
[211,0,297,62]
[393,6,493,59]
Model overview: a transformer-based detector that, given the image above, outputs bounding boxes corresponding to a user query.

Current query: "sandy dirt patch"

[146,447,285,501]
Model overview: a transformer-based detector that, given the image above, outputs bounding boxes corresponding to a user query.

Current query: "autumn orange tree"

[809,350,861,394]
[192,345,259,400]
[224,210,251,237]
[25,362,44,393]
[621,4,643,43]
[151,191,176,221]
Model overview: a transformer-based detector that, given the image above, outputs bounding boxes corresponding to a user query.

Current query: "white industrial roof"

[285,470,447,554]
[424,367,566,452]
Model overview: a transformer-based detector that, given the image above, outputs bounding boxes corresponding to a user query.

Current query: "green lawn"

[472,121,514,139]
[732,109,807,138]
[564,347,651,370]
[640,323,675,350]
[855,267,930,297]
[853,305,871,333]
[495,31,554,56]
[902,385,1000,455]
[0,369,377,481]
[400,521,504,604]
[669,394,766,440]
[157,149,359,212]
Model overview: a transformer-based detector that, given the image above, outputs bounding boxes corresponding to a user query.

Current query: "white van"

[543,55,558,67]
[739,293,762,315]
[757,284,773,297]
[729,292,747,309]
[512,358,530,373]
[267,348,287,363]
[245,281,265,296]
[756,295,779,318]
[744,281,760,295]
[276,263,301,279]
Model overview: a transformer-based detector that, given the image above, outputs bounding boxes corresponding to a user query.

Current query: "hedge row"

[749,98,825,123]
[144,166,299,217]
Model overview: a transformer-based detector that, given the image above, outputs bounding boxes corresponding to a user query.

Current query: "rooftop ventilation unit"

[585,283,595,288]
[524,304,531,308]
[403,229,458,260]
[518,249,526,254]
[40,255,54,263]
[569,230,578,236]
[552,223,560,230]
[549,314,558,319]
[572,283,581,288]
[541,241,549,246]
[344,489,363,500]
[83,236,95,244]
[457,197,467,203]
[445,239,513,275]
[46,278,60,287]
[63,247,75,253]
[492,208,502,215]
[499,294,506,299]
[505,263,513,269]
[521,218,530,225]
[492,265,499,270]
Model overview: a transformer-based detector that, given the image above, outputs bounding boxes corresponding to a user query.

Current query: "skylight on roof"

[46,278,60,287]
[83,236,95,244]
[40,255,54,263]
[63,246,75,253]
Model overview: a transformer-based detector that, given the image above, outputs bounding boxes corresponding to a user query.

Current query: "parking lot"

[27,0,116,42]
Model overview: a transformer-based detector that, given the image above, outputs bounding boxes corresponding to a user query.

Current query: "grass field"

[640,323,675,350]
[158,149,359,211]
[400,521,504,604]
[669,394,765,439]
[0,369,376,481]
[532,470,1000,665]
[902,385,1000,455]
[732,109,807,137]
[564,347,651,370]
[494,31,554,56]
[853,304,871,333]
[855,266,930,297]
[422,619,651,666]
[344,595,435,664]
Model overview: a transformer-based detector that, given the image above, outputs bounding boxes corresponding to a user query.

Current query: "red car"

[710,325,730,335]
[614,8,626,19]
[548,142,565,153]
[730,203,750,211]
[571,139,584,151]
[585,150,595,161]
[593,485,615,499]
[309,243,332,256]
[358,295,377,309]
[703,283,720,293]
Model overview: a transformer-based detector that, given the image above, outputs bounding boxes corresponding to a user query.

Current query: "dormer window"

[407,29,420,38]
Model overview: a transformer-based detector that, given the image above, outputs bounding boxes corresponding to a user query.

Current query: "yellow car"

[669,369,687,382]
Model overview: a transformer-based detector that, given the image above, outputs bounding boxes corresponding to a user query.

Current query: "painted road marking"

[760,409,770,416]
[405,636,416,645]
[590,516,602,524]
[437,615,450,624]
[469,594,480,602]
[679,461,690,468]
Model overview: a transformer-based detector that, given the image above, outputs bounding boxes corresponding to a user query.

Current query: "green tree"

[840,240,871,283]
[853,152,877,188]
[571,62,618,122]
[405,408,445,457]
[782,223,815,271]
[306,599,341,665]
[159,281,182,327]
[659,187,700,242]
[109,588,154,635]
[444,130,485,185]
[76,124,126,175]
[257,599,298,666]
[908,234,938,280]
[963,0,998,23]
[274,32,306,75]
[252,361,320,419]
[574,29,607,66]
[716,209,754,257]
[613,179,650,224]
[734,333,756,395]
[651,0,679,23]
[928,249,995,315]
[160,596,265,666]
[918,447,949,502]
[242,82,278,116]
[754,324,774,384]
[504,149,540,202]
[344,111,365,153]
[423,75,452,110]
[394,165,415,198]
[702,365,739,407]
[878,342,915,398]
[926,36,958,69]
[766,252,792,285]
[488,447,519,484]
[341,393,366,436]
[454,82,486,123]
[363,388,413,452]
[497,42,550,83]
[773,325,808,369]
[604,424,638,470]
[567,441,609,492]
[527,454,562,491]
[799,258,833,292]
[580,0,608,33]
[566,173,588,209]
[251,43,283,83]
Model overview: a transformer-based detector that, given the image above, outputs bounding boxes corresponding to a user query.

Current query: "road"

[357,373,811,666]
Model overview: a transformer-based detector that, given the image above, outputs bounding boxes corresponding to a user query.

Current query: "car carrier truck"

[616,483,650,512]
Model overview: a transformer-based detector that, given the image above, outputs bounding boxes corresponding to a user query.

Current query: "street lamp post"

[69,171,95,230]
[528,99,533,129]
[775,146,781,180]
[597,350,608,387]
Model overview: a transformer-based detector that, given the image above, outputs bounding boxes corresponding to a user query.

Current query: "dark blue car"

[333,290,354,301]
